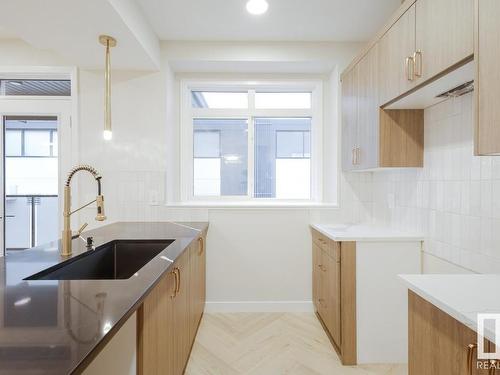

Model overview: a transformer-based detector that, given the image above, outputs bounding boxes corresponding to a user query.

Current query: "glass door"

[0,97,72,255]
[4,116,59,251]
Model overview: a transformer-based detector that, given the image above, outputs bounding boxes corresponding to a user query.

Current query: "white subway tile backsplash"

[371,93,500,273]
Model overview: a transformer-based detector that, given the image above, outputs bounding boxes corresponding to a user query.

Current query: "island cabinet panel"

[415,0,473,83]
[138,232,207,375]
[409,291,490,375]
[137,264,176,375]
[189,235,206,345]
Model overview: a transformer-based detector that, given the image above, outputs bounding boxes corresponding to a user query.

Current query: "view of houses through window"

[189,87,316,200]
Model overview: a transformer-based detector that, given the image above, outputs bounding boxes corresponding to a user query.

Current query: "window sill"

[164,201,339,209]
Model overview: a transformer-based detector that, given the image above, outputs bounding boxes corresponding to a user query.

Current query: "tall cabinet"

[475,0,500,155]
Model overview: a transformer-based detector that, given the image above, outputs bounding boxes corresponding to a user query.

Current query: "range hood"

[384,59,474,110]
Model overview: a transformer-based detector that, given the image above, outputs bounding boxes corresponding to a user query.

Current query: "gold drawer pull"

[175,268,181,294]
[170,269,179,299]
[467,343,477,375]
[198,236,204,255]
[413,50,422,78]
[317,264,327,272]
[405,56,415,81]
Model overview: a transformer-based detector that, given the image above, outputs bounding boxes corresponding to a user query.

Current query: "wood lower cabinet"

[138,232,207,375]
[311,229,356,365]
[312,227,421,365]
[409,291,491,375]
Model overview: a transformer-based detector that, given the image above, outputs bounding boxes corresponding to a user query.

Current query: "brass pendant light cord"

[99,35,117,140]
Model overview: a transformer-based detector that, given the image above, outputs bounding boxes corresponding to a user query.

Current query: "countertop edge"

[70,221,209,374]
[399,275,497,345]
[310,223,425,242]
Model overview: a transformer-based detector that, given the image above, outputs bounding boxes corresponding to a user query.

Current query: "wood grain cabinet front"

[415,0,473,83]
[474,0,500,156]
[311,229,356,365]
[137,233,207,375]
[409,291,492,375]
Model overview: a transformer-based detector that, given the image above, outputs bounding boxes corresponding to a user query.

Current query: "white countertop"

[400,274,500,345]
[311,223,424,242]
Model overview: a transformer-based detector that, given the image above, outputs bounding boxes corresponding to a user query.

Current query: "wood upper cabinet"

[342,42,424,171]
[409,291,490,375]
[415,0,473,83]
[341,66,359,171]
[357,44,379,169]
[475,0,500,155]
[378,3,416,106]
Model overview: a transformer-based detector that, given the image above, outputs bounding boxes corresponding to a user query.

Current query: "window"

[182,81,322,202]
[5,118,58,158]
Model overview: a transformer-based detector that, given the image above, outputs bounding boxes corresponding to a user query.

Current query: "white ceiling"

[137,0,402,42]
[0,0,160,70]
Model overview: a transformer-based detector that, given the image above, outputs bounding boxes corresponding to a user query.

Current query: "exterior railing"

[5,194,58,251]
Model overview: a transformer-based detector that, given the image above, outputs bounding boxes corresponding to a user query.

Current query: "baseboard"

[204,301,314,313]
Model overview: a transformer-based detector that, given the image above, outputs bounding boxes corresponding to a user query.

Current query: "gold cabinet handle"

[352,148,356,165]
[405,56,415,81]
[318,298,326,308]
[356,147,361,165]
[170,269,178,299]
[413,50,422,78]
[198,236,204,256]
[467,343,477,375]
[176,268,181,294]
[317,264,327,272]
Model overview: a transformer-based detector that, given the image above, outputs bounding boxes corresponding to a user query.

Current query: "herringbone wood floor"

[185,313,407,375]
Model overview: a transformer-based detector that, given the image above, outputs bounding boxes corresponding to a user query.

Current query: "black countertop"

[0,221,208,375]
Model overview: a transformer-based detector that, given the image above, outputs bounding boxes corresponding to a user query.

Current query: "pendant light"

[99,35,117,141]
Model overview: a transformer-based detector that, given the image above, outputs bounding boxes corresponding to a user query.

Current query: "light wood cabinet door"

[341,67,359,171]
[173,248,191,375]
[475,0,500,155]
[378,3,416,106]
[415,0,473,83]
[357,44,379,169]
[189,236,206,343]
[312,242,323,314]
[321,248,341,347]
[409,292,490,375]
[138,265,177,375]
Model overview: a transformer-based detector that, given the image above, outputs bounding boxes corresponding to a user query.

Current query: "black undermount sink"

[25,239,174,280]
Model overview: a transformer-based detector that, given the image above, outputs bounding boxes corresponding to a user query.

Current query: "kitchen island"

[0,221,208,374]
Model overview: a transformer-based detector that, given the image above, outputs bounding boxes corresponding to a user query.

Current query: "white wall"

[0,39,372,311]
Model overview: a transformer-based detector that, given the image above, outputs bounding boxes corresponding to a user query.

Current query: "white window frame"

[180,79,323,203]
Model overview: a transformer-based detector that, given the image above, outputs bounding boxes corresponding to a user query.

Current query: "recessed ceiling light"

[246,0,268,15]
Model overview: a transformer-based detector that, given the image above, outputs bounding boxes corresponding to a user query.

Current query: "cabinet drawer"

[312,229,341,262]
[312,229,329,251]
